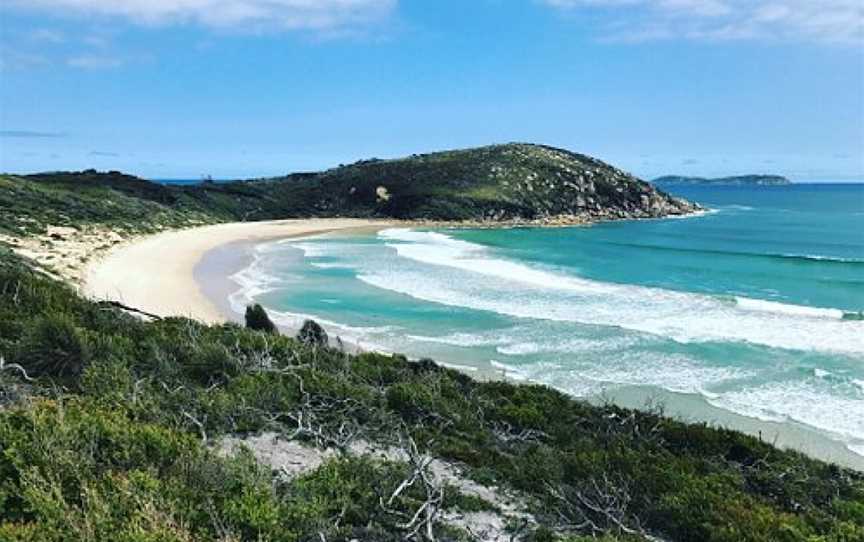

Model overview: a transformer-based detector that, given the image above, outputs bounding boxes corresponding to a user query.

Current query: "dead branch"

[95,300,162,320]
[0,355,34,382]
[182,411,208,443]
[546,472,646,538]
[490,420,548,445]
[379,431,445,541]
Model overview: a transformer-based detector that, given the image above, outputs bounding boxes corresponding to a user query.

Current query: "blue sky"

[1,0,862,180]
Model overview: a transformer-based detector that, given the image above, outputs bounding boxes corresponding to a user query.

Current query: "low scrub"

[0,249,862,541]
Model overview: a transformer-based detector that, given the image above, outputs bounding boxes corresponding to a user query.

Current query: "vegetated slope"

[254,143,698,221]
[652,175,791,186]
[1,144,698,235]
[0,246,862,541]
[0,170,221,237]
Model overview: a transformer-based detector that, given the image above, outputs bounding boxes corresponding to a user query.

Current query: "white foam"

[489,360,530,381]
[380,228,613,295]
[496,342,542,355]
[664,208,718,219]
[779,253,864,263]
[362,229,864,355]
[734,297,844,319]
[437,361,479,372]
[405,332,503,347]
[709,381,864,451]
[496,335,641,356]
[489,347,750,397]
[228,249,286,313]
[292,242,340,258]
[310,262,350,269]
[847,442,864,458]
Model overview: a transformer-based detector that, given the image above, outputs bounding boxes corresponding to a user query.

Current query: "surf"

[365,228,864,355]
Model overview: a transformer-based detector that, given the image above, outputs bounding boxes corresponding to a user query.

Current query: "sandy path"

[82,219,395,323]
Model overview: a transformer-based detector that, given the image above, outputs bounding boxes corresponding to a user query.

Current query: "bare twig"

[182,411,208,443]
[379,431,445,541]
[0,356,34,382]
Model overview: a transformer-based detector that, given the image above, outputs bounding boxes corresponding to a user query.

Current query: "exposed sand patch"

[216,432,536,541]
[1,225,126,282]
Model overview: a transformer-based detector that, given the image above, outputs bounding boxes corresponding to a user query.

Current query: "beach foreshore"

[82,219,396,324]
[82,218,864,471]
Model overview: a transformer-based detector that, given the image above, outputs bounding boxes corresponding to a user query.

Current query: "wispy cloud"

[66,55,124,70]
[89,150,120,157]
[0,49,50,71]
[543,0,864,45]
[6,0,397,33]
[29,28,66,43]
[0,130,65,138]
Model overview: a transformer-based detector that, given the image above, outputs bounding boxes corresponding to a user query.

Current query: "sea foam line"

[364,228,864,355]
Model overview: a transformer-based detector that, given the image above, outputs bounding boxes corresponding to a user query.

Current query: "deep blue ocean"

[229,184,864,459]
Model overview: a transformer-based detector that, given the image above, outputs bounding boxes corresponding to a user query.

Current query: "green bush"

[15,313,90,378]
[297,319,328,347]
[0,248,862,541]
[244,304,277,334]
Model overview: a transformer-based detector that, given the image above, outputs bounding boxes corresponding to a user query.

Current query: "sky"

[0,0,862,181]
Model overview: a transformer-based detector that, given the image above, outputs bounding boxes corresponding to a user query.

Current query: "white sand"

[82,219,395,323]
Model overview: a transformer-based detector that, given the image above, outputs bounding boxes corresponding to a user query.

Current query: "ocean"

[228,184,864,463]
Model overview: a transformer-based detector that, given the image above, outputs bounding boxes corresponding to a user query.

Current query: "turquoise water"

[230,184,864,457]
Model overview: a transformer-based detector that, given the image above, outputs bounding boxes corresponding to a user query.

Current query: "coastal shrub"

[15,313,89,378]
[1,248,863,541]
[79,357,135,406]
[297,319,328,347]
[244,303,277,334]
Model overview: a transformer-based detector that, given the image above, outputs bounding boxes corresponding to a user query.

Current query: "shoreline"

[82,207,710,325]
[82,219,398,324]
[83,218,864,471]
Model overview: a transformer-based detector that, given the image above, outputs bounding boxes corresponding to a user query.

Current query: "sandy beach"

[83,219,395,324]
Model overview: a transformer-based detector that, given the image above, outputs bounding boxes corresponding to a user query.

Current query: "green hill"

[1,144,698,238]
[250,143,699,221]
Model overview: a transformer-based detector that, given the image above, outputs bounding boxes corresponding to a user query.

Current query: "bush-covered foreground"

[1,248,863,541]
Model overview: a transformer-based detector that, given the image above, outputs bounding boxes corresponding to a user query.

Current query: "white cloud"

[543,0,864,44]
[6,0,396,32]
[0,49,50,71]
[29,28,66,43]
[66,54,124,69]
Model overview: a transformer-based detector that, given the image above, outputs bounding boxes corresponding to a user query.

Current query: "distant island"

[652,174,791,186]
